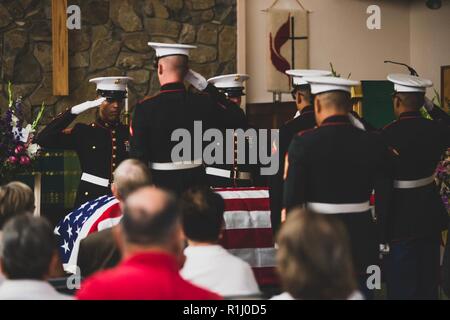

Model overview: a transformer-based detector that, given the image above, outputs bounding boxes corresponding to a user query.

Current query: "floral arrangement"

[0,83,45,183]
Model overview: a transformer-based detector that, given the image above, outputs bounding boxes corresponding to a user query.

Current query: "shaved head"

[396,92,425,110]
[316,91,352,112]
[293,85,313,110]
[314,91,352,126]
[158,55,189,79]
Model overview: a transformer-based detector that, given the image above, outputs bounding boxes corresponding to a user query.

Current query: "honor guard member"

[203,74,258,187]
[269,69,331,235]
[130,43,233,195]
[382,74,450,300]
[35,77,133,208]
[283,76,394,298]
[184,70,257,187]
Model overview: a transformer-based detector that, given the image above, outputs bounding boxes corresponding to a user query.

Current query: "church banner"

[266,8,309,93]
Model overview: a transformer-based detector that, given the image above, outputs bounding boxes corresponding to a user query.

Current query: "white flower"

[12,124,34,143]
[26,143,41,158]
[21,124,34,143]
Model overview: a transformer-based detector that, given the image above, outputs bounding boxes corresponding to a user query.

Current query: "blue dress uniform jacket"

[283,115,394,274]
[203,84,263,188]
[380,111,449,242]
[35,110,129,208]
[269,106,316,235]
[130,82,238,195]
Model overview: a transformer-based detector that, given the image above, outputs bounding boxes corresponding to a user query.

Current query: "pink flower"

[19,155,31,166]
[7,156,18,164]
[14,145,25,155]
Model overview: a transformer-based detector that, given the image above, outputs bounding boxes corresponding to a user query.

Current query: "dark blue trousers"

[385,234,441,300]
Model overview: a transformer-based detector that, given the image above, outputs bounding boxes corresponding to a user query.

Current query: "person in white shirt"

[180,188,260,298]
[271,208,364,300]
[0,215,72,300]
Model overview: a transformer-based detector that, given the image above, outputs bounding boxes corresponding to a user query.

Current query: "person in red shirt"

[76,186,222,300]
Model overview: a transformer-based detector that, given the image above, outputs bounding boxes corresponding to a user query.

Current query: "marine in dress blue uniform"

[381,74,450,300]
[269,70,331,235]
[203,74,259,188]
[130,43,240,195]
[35,77,133,208]
[283,76,394,298]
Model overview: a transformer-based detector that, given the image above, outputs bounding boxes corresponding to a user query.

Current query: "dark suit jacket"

[77,228,121,278]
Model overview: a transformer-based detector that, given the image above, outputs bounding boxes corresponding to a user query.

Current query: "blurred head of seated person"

[76,186,222,300]
[0,215,72,300]
[0,182,35,230]
[272,209,363,300]
[392,91,425,118]
[111,159,152,206]
[77,159,152,278]
[180,188,260,298]
[0,182,35,284]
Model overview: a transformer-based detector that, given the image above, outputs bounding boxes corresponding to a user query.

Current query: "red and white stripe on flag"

[214,187,279,287]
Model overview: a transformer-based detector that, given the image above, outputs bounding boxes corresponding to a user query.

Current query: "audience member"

[272,209,363,300]
[0,182,35,229]
[0,215,72,300]
[77,159,152,277]
[180,188,260,297]
[0,182,36,285]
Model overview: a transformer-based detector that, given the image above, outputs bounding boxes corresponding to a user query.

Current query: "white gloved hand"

[71,98,107,115]
[424,96,435,112]
[185,69,208,91]
[348,113,366,131]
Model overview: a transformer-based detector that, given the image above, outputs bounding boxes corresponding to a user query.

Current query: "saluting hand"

[71,97,107,115]
[184,69,208,91]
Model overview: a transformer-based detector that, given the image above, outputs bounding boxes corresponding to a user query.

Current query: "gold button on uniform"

[85,192,89,196]
[92,146,96,150]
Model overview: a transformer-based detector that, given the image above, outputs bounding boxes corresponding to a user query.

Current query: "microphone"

[384,60,419,77]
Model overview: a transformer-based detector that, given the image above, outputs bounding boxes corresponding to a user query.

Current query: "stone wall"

[0,0,237,125]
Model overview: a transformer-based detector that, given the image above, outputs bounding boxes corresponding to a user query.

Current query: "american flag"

[55,195,122,274]
[55,188,278,286]
[215,187,278,286]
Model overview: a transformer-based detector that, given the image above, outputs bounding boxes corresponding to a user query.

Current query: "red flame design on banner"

[269,14,291,79]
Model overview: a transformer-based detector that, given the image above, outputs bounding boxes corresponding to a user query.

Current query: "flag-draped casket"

[56,188,278,287]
